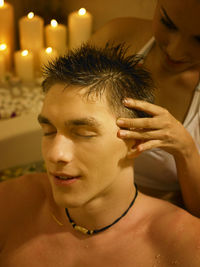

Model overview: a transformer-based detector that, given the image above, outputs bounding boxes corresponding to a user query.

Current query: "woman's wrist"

[174,136,198,162]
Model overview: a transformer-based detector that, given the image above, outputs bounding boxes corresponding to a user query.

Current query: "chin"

[51,189,85,209]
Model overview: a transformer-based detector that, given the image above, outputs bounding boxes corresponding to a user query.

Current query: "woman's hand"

[117,98,194,158]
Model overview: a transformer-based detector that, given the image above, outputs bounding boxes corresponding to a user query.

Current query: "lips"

[159,46,189,68]
[165,53,187,65]
[161,48,189,66]
[49,172,81,185]
[55,175,77,180]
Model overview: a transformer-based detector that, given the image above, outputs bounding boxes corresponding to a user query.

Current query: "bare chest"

[0,225,185,267]
[0,226,163,267]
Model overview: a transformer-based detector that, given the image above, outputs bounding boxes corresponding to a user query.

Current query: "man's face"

[39,84,132,208]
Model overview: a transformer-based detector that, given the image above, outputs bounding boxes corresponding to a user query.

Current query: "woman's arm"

[174,143,200,217]
[117,98,200,217]
[90,17,153,52]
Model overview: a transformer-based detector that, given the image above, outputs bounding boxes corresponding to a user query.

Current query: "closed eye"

[160,17,177,30]
[41,124,57,137]
[72,130,97,138]
[43,131,57,136]
[160,7,177,31]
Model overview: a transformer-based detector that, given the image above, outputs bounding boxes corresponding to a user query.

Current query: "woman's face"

[152,0,200,72]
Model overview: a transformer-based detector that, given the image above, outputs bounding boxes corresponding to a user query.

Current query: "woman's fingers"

[117,129,166,140]
[117,99,171,130]
[137,140,163,152]
[116,98,189,155]
[117,117,160,129]
[123,98,165,116]
[117,98,175,129]
[127,140,162,158]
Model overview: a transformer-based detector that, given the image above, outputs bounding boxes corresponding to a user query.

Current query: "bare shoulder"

[0,173,49,244]
[0,172,48,199]
[90,17,153,53]
[147,196,200,266]
[0,172,49,212]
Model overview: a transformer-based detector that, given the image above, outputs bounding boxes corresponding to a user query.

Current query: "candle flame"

[21,50,29,56]
[0,0,4,7]
[46,47,52,54]
[51,19,58,28]
[28,12,34,19]
[0,43,7,51]
[78,8,86,16]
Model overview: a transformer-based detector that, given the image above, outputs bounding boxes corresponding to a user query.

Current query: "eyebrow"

[65,117,102,129]
[161,6,200,40]
[38,114,52,125]
[161,7,177,29]
[38,114,102,129]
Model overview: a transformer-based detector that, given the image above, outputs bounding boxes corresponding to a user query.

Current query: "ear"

[126,140,143,159]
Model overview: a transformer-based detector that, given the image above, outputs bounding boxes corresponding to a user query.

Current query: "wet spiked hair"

[42,43,154,118]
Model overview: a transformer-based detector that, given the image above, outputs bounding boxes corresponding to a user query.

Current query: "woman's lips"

[164,52,188,66]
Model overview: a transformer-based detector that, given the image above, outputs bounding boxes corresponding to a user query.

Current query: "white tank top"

[134,37,200,191]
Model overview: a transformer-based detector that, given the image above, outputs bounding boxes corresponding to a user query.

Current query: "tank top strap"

[183,83,200,127]
[196,80,200,92]
[137,37,155,57]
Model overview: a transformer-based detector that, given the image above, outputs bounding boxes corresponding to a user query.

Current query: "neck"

[67,175,136,231]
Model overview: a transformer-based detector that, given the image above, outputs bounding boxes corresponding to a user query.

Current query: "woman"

[90,0,200,217]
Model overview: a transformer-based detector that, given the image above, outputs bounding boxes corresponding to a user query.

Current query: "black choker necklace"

[65,184,138,235]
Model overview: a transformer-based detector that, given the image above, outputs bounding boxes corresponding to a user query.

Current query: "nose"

[46,134,74,164]
[165,34,189,61]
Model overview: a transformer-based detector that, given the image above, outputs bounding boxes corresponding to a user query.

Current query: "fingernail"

[138,145,143,152]
[118,131,127,137]
[123,98,130,105]
[117,119,124,125]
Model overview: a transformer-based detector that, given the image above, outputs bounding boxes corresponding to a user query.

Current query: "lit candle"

[68,8,93,49]
[14,50,34,83]
[19,12,44,70]
[45,19,67,56]
[0,0,14,70]
[40,47,58,68]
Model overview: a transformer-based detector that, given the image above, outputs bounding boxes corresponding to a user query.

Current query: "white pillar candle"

[45,19,67,56]
[14,50,34,83]
[68,8,93,50]
[0,43,9,72]
[40,47,58,69]
[19,12,44,70]
[0,0,14,70]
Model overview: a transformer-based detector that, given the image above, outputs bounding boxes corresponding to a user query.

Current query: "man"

[0,44,200,267]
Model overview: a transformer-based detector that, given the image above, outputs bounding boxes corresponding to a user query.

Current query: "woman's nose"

[47,134,74,164]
